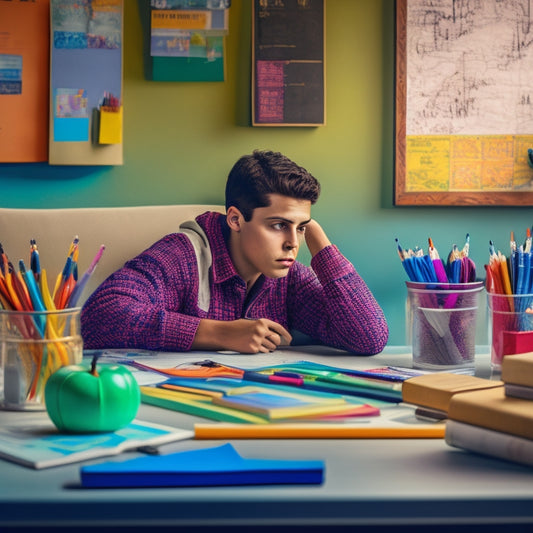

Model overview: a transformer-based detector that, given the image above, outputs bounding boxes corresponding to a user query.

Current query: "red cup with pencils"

[0,307,83,410]
[487,292,533,370]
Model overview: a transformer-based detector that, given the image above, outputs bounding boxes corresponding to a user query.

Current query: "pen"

[510,231,517,291]
[19,261,45,312]
[395,238,416,281]
[54,256,74,309]
[522,252,531,300]
[516,247,526,295]
[446,245,462,283]
[67,244,105,308]
[428,238,448,283]
[58,271,75,310]
[54,236,79,308]
[242,371,304,387]
[13,269,32,311]
[256,363,408,383]
[39,269,57,311]
[498,252,513,296]
[19,260,46,337]
[300,376,403,402]
[524,227,532,254]
[5,263,27,312]
[30,239,41,283]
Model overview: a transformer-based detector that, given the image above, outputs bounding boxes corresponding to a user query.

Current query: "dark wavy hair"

[225,150,321,221]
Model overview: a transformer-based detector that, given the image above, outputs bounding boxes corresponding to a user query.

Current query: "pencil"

[66,244,105,308]
[194,423,446,439]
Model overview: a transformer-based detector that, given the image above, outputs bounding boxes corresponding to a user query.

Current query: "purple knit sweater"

[81,212,388,354]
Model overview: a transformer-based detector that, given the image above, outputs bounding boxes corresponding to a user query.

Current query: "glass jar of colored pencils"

[0,308,82,411]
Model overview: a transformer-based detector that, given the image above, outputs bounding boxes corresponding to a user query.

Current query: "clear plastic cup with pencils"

[406,281,484,370]
[0,307,82,410]
[0,237,104,410]
[396,235,481,370]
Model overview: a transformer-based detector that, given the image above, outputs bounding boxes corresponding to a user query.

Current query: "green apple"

[45,354,140,433]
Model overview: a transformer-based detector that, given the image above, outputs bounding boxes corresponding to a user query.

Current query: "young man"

[81,150,388,354]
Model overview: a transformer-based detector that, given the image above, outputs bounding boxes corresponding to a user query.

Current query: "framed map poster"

[395,0,533,206]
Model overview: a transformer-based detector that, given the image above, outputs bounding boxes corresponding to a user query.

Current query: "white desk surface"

[1,345,532,532]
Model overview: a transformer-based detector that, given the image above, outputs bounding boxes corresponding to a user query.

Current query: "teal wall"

[1,1,531,345]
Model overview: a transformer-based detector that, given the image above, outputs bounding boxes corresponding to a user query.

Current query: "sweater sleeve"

[287,245,389,355]
[81,234,202,351]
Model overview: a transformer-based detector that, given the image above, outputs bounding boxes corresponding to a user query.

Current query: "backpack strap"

[178,220,212,312]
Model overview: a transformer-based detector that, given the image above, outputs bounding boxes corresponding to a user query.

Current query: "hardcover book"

[501,352,533,387]
[140,386,269,424]
[445,419,533,467]
[212,391,348,420]
[402,373,503,413]
[505,382,533,401]
[447,386,533,440]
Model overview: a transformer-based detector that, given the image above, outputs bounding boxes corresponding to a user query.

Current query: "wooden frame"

[252,0,325,127]
[395,0,533,206]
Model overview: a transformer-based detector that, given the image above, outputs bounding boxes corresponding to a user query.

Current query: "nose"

[284,228,299,250]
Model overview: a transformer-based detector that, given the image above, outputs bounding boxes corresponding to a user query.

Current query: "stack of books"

[401,373,503,421]
[501,352,533,400]
[445,352,533,466]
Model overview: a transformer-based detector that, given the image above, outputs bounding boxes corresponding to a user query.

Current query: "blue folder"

[80,443,324,488]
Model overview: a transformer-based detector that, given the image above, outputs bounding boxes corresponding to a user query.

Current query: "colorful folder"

[80,443,324,488]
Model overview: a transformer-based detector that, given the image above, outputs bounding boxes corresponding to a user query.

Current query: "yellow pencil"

[194,423,446,440]
[498,253,513,296]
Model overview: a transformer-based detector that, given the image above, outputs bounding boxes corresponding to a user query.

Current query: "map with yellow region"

[406,135,533,192]
[405,1,533,192]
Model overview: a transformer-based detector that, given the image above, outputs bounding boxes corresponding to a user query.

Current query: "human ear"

[226,206,243,232]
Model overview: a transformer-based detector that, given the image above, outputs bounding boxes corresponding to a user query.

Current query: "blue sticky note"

[54,117,89,142]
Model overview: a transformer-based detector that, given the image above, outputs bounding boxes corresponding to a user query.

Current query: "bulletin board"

[0,0,50,163]
[395,0,533,206]
[252,0,325,127]
[49,0,123,166]
[145,0,230,83]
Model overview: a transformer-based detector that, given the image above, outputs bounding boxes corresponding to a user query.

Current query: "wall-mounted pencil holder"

[0,308,82,411]
[98,106,123,145]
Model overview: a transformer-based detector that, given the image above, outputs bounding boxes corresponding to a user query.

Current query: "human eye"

[297,225,307,234]
[272,222,286,230]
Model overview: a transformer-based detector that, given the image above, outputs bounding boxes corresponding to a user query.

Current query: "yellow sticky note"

[98,106,123,145]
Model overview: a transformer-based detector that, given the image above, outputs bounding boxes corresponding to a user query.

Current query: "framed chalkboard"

[252,0,325,127]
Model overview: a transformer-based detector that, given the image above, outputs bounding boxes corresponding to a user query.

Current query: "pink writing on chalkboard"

[256,60,284,123]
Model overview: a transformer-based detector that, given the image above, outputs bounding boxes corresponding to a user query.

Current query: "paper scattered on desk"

[0,411,192,469]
